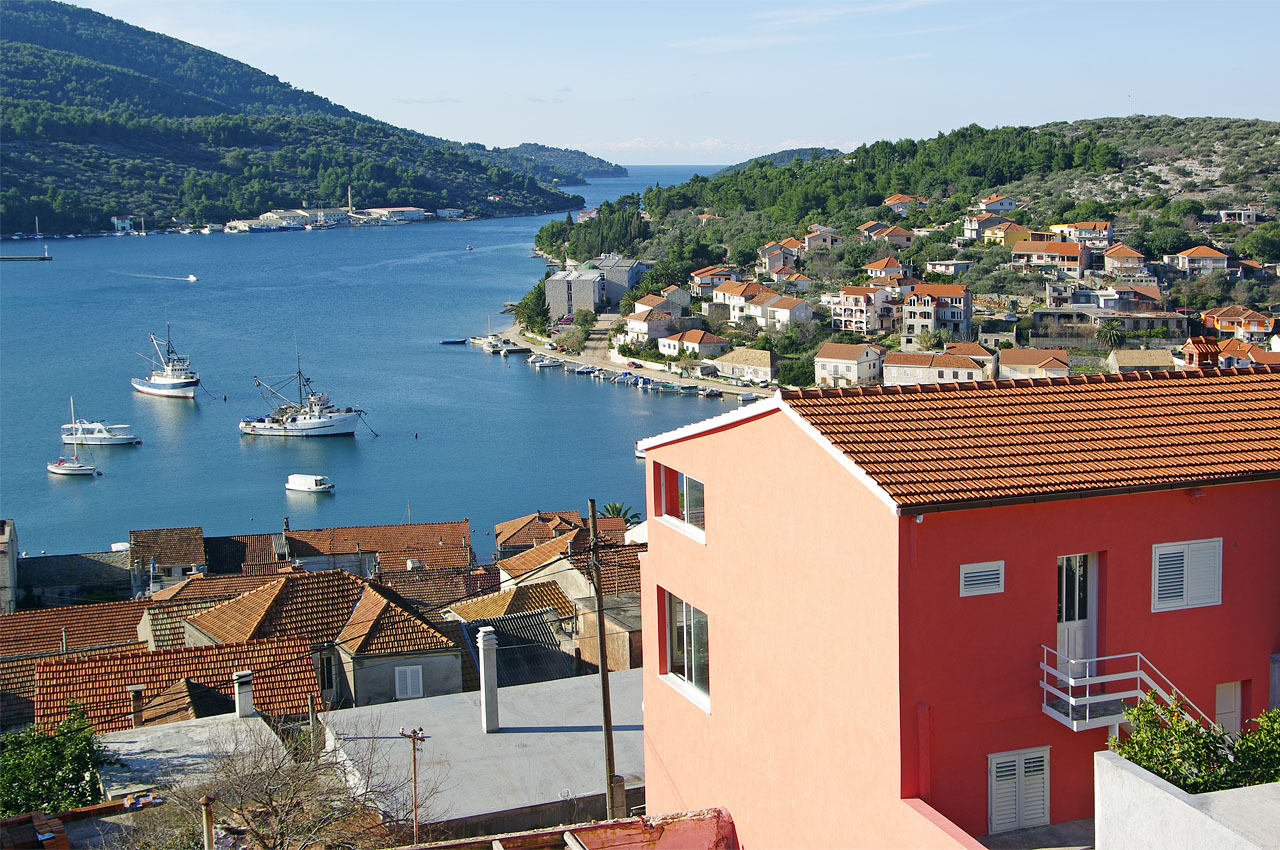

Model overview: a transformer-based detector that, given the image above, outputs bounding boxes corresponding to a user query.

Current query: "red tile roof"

[495,511,583,548]
[202,533,281,574]
[1012,241,1083,257]
[335,586,454,655]
[943,343,994,358]
[910,284,968,299]
[374,565,499,612]
[497,532,584,580]
[375,544,474,572]
[996,348,1070,368]
[780,367,1280,512]
[568,543,647,595]
[448,581,576,622]
[1103,242,1145,259]
[666,329,728,345]
[1177,246,1228,259]
[285,521,471,557]
[1202,306,1271,323]
[150,572,284,602]
[128,527,205,567]
[1,641,148,730]
[34,638,320,732]
[816,342,885,362]
[863,257,902,270]
[0,600,151,656]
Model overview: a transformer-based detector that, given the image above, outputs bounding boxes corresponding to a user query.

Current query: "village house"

[494,511,607,561]
[711,281,778,323]
[1165,245,1229,276]
[620,309,679,344]
[1068,284,1163,312]
[631,293,683,317]
[942,342,997,378]
[689,265,739,298]
[758,238,802,272]
[925,259,976,277]
[774,270,812,292]
[858,220,892,240]
[659,329,729,359]
[129,526,207,592]
[983,221,1032,246]
[871,224,914,247]
[882,193,929,215]
[996,348,1070,380]
[1102,243,1147,277]
[1031,307,1188,342]
[828,285,893,334]
[637,367,1280,847]
[660,284,692,310]
[900,284,972,351]
[1011,240,1091,279]
[1048,221,1113,247]
[863,256,907,278]
[974,193,1017,212]
[1200,305,1274,343]
[1106,349,1178,373]
[963,213,1011,241]
[1181,336,1280,370]
[814,342,886,387]
[281,520,474,577]
[709,348,784,383]
[742,293,813,329]
[1218,209,1258,224]
[883,352,985,385]
[803,226,842,250]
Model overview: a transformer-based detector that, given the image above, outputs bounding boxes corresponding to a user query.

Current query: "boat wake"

[114,272,199,282]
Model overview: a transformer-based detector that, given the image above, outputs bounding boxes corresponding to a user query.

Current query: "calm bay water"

[0,166,721,556]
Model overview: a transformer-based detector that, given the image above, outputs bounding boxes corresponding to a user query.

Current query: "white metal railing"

[1039,645,1215,732]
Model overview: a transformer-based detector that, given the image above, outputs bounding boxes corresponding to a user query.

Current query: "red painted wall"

[898,481,1280,836]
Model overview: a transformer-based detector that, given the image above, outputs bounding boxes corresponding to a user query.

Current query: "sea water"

[0,166,724,556]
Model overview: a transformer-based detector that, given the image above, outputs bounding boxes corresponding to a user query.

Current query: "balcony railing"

[1039,645,1214,732]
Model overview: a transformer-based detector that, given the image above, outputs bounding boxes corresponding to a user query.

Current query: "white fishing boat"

[738,392,760,404]
[534,358,563,369]
[61,419,141,445]
[239,355,364,437]
[132,325,200,398]
[286,474,335,493]
[48,397,98,476]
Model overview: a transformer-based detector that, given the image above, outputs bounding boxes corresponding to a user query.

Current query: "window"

[656,465,705,532]
[320,655,334,691]
[666,592,710,697]
[394,665,423,699]
[960,561,1005,596]
[1152,538,1222,611]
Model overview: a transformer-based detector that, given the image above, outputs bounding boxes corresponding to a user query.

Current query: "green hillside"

[0,0,630,233]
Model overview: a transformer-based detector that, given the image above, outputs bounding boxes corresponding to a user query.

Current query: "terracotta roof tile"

[128,527,205,567]
[666,329,728,345]
[149,572,283,601]
[141,677,233,726]
[335,586,453,655]
[494,511,583,548]
[1,641,147,730]
[997,348,1070,367]
[185,579,288,644]
[816,342,885,362]
[286,521,471,557]
[202,533,282,574]
[780,367,1280,511]
[864,257,902,270]
[375,544,474,571]
[943,343,994,358]
[448,581,575,622]
[1202,306,1271,322]
[568,543,647,595]
[139,598,222,650]
[0,600,151,656]
[497,532,583,580]
[1177,245,1228,259]
[373,565,499,612]
[1104,242,1145,259]
[34,638,320,732]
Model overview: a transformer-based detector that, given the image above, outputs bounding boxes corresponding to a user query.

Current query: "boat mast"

[69,396,78,462]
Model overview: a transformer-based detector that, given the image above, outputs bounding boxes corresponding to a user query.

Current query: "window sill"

[660,673,711,714]
[655,513,706,545]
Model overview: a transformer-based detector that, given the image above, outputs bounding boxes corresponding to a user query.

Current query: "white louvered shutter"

[395,666,410,699]
[1186,539,1222,607]
[989,756,1020,833]
[1153,547,1186,609]
[1019,753,1049,828]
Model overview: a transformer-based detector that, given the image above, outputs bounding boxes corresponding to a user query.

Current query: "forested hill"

[714,147,842,175]
[0,0,628,233]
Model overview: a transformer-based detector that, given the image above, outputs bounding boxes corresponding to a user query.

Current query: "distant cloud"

[527,96,565,104]
[394,96,461,105]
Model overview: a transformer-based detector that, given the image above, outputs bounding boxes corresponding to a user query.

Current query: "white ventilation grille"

[960,561,1005,597]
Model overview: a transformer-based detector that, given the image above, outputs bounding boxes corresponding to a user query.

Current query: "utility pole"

[399,727,427,844]
[587,499,621,819]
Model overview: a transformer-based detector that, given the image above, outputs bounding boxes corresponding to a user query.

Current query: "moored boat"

[132,325,200,398]
[534,358,563,369]
[48,397,98,475]
[239,356,364,437]
[738,392,760,403]
[61,419,141,445]
[698,387,723,398]
[286,474,335,493]
[439,339,468,345]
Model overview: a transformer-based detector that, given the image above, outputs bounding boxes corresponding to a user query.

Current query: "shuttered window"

[395,665,423,700]
[960,561,1005,597]
[989,747,1050,833]
[1152,539,1222,612]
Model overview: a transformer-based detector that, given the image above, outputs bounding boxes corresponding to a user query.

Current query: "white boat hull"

[47,460,96,475]
[61,434,140,445]
[286,483,335,492]
[132,377,198,398]
[239,411,361,437]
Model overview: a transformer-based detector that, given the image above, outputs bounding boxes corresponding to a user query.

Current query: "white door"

[1216,682,1242,735]
[1056,553,1095,678]
[989,748,1050,834]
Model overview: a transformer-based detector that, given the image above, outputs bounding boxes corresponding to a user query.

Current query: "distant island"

[0,0,627,234]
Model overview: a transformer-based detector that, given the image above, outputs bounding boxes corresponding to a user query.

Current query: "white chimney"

[233,671,255,718]
[478,626,499,733]
[127,684,146,728]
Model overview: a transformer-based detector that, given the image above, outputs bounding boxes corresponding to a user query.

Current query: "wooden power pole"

[399,727,427,844]
[587,499,622,819]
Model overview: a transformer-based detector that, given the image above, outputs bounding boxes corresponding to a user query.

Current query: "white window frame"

[960,561,1005,597]
[662,590,711,712]
[394,665,423,700]
[1151,538,1222,612]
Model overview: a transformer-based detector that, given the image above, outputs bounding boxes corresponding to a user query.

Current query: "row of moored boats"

[524,354,728,396]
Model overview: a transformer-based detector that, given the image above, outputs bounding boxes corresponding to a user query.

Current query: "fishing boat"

[239,356,364,437]
[61,418,141,445]
[47,398,98,476]
[677,385,698,395]
[286,474,335,493]
[132,325,200,398]
[655,382,679,394]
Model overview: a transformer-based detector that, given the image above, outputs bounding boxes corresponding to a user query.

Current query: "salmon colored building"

[637,367,1280,848]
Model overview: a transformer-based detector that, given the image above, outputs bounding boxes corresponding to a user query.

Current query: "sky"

[75,0,1280,166]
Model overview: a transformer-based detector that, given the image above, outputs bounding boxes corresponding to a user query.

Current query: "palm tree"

[600,502,641,526]
[1096,320,1127,349]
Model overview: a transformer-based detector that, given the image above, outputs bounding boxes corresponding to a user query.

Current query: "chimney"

[127,684,146,728]
[233,671,255,718]
[478,626,499,732]
[60,627,67,654]
[283,516,290,532]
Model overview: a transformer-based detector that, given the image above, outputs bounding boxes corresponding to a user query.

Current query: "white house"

[712,281,779,323]
[743,294,813,329]
[996,348,1071,380]
[620,310,678,344]
[925,259,976,276]
[661,285,692,309]
[974,194,1017,213]
[828,285,892,334]
[1165,246,1229,276]
[658,329,728,359]
[882,352,984,386]
[814,342,886,387]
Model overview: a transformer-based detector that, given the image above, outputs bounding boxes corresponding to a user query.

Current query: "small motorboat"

[439,339,468,345]
[61,419,141,445]
[286,474,334,493]
[186,274,198,282]
[677,385,698,395]
[699,387,723,398]
[738,392,760,403]
[535,358,562,369]
[465,245,474,251]
[575,364,596,375]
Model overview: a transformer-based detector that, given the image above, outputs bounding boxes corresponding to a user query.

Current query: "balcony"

[1039,646,1213,733]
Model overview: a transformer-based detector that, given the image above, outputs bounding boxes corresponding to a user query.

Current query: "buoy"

[414,433,418,439]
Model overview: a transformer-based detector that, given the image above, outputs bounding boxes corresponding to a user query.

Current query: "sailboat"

[48,397,98,475]
[132,324,201,398]
[239,354,364,437]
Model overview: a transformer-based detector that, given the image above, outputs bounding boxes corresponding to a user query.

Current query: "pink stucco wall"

[898,480,1280,836]
[642,409,972,849]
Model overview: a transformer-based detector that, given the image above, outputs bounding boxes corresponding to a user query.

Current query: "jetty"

[0,246,51,261]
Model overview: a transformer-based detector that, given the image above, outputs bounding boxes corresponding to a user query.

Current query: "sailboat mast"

[69,396,78,462]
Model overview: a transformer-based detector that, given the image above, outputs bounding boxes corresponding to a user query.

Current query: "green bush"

[0,705,117,816]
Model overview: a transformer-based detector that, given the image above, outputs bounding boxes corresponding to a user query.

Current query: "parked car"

[627,361,643,369]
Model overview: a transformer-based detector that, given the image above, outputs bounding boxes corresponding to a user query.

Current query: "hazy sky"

[76,0,1278,165]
